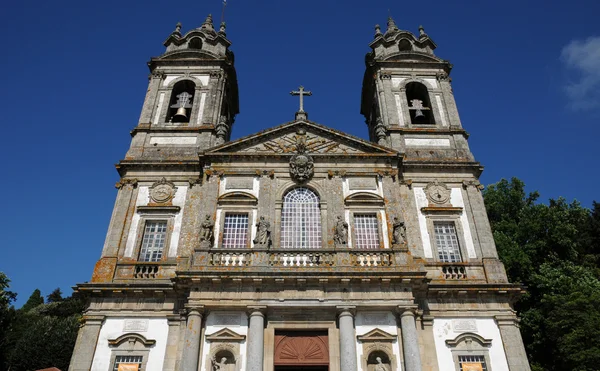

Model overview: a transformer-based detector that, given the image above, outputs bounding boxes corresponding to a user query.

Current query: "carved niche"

[425,181,451,205]
[204,328,246,371]
[149,177,177,204]
[357,328,398,371]
[274,332,329,367]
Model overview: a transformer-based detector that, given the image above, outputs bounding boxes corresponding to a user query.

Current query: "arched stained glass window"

[280,187,322,249]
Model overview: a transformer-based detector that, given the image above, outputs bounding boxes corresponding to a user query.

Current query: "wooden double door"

[274,331,329,371]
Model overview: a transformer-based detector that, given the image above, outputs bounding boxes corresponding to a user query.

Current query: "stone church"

[68,14,531,371]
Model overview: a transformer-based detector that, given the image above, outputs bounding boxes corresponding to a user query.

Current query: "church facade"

[68,15,531,371]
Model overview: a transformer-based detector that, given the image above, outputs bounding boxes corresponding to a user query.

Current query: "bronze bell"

[173,106,188,121]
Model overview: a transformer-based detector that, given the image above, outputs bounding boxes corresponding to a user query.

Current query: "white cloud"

[560,36,600,111]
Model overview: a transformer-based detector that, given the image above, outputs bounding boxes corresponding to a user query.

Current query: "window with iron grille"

[139,221,167,262]
[434,221,461,262]
[354,214,380,249]
[280,187,321,249]
[458,355,487,371]
[113,355,143,371]
[222,213,249,248]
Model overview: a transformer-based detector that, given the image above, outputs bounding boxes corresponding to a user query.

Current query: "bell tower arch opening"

[406,81,435,125]
[166,80,195,124]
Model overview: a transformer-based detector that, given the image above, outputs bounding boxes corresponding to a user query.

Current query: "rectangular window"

[458,355,487,371]
[113,355,143,371]
[434,221,462,262]
[354,214,380,249]
[222,213,249,248]
[139,221,167,262]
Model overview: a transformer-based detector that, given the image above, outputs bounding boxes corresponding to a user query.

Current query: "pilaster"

[495,315,531,371]
[163,314,183,371]
[68,315,105,371]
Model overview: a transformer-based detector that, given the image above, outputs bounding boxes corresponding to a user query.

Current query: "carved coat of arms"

[289,129,314,182]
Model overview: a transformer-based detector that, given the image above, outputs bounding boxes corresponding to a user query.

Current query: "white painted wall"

[153,93,165,124]
[404,138,451,147]
[90,317,169,371]
[196,92,207,125]
[450,189,476,259]
[219,176,260,198]
[394,94,405,127]
[433,318,509,371]
[168,186,188,258]
[435,95,448,127]
[200,311,249,371]
[414,187,433,258]
[413,187,477,259]
[149,136,197,145]
[124,185,188,258]
[355,311,402,371]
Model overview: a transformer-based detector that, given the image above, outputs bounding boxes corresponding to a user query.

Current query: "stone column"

[399,308,422,371]
[181,306,204,371]
[337,307,358,371]
[495,315,531,371]
[247,306,266,371]
[68,315,104,371]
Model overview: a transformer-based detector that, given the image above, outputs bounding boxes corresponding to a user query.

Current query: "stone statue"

[392,217,406,245]
[334,216,348,245]
[374,357,389,371]
[212,356,227,370]
[253,216,271,246]
[200,215,214,243]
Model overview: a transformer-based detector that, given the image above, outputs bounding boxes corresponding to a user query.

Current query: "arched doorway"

[274,331,329,371]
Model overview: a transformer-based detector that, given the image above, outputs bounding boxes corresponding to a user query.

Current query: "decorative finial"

[419,25,426,37]
[374,24,382,37]
[173,22,182,36]
[386,16,398,33]
[219,21,226,34]
[202,14,214,30]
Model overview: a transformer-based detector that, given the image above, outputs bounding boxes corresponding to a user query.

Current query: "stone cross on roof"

[290,86,312,120]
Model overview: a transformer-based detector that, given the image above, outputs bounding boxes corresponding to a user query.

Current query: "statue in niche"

[334,216,348,246]
[212,356,228,370]
[392,217,407,245]
[200,214,214,246]
[374,357,390,371]
[253,216,271,246]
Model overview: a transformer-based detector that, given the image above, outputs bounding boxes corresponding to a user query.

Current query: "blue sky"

[1,0,599,306]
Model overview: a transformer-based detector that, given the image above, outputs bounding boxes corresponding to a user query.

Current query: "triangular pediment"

[357,328,397,342]
[206,120,397,156]
[205,327,246,342]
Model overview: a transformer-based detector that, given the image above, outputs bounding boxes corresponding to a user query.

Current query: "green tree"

[5,292,85,371]
[20,288,44,312]
[47,288,63,303]
[0,272,17,369]
[483,178,600,371]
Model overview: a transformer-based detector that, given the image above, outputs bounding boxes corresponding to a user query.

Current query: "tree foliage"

[484,178,600,371]
[21,288,44,312]
[1,286,85,371]
[0,272,17,369]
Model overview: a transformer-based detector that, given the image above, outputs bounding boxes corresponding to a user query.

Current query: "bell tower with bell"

[127,15,239,160]
[361,17,475,164]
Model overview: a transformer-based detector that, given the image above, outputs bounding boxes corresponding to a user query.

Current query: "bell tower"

[128,15,239,160]
[361,17,475,163]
